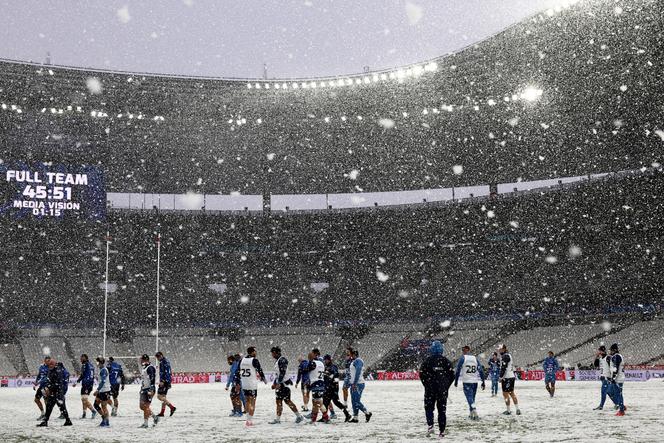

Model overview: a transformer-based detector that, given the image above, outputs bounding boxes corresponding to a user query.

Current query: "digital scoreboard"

[0,162,106,219]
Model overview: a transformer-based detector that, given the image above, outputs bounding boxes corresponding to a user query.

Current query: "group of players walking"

[30,340,627,437]
[225,346,372,427]
[32,351,176,428]
[419,341,627,439]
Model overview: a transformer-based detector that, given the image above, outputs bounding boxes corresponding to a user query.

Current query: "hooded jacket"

[419,341,454,393]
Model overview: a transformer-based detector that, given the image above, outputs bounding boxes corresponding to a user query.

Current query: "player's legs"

[509,391,519,408]
[243,391,257,425]
[549,379,556,397]
[423,390,436,430]
[435,393,448,435]
[462,383,477,413]
[599,379,608,408]
[239,387,246,411]
[275,398,283,417]
[301,384,310,411]
[351,384,368,416]
[342,384,349,404]
[310,391,323,422]
[230,387,242,414]
[612,383,625,413]
[34,390,44,415]
[284,398,300,415]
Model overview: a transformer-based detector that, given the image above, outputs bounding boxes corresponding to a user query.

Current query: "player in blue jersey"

[226,354,245,417]
[106,357,125,417]
[342,352,353,406]
[295,356,311,412]
[33,356,51,421]
[542,351,560,398]
[348,348,372,423]
[93,357,111,427]
[454,345,486,420]
[57,361,70,419]
[72,354,96,419]
[155,351,177,417]
[488,353,500,397]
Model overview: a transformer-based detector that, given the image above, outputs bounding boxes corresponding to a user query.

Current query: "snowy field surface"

[0,380,661,442]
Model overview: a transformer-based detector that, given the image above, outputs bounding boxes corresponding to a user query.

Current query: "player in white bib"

[236,347,267,427]
[304,350,328,423]
[454,345,486,420]
[608,343,626,415]
[93,357,112,427]
[498,344,521,415]
[593,345,615,410]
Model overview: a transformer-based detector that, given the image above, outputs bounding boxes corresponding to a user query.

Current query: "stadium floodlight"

[90,110,97,117]
[372,74,379,82]
[264,84,270,89]
[345,78,353,86]
[256,118,262,124]
[292,82,298,89]
[363,77,370,84]
[247,83,252,89]
[520,86,544,102]
[301,82,308,88]
[255,83,261,89]
[310,81,317,88]
[1,103,6,110]
[355,78,362,85]
[274,83,280,89]
[380,73,388,81]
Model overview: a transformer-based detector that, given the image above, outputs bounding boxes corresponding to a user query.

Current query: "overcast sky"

[0,0,563,79]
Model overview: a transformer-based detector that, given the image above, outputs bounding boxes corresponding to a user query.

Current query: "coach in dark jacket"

[419,341,454,437]
[37,358,72,427]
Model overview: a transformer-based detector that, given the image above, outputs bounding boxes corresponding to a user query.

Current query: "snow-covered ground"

[0,380,661,442]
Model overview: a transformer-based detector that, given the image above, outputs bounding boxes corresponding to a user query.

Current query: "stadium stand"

[0,0,662,377]
[0,0,661,195]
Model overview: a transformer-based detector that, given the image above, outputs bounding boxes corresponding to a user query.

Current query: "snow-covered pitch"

[1,380,661,442]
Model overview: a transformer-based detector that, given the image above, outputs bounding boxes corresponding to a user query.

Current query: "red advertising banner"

[376,371,420,381]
